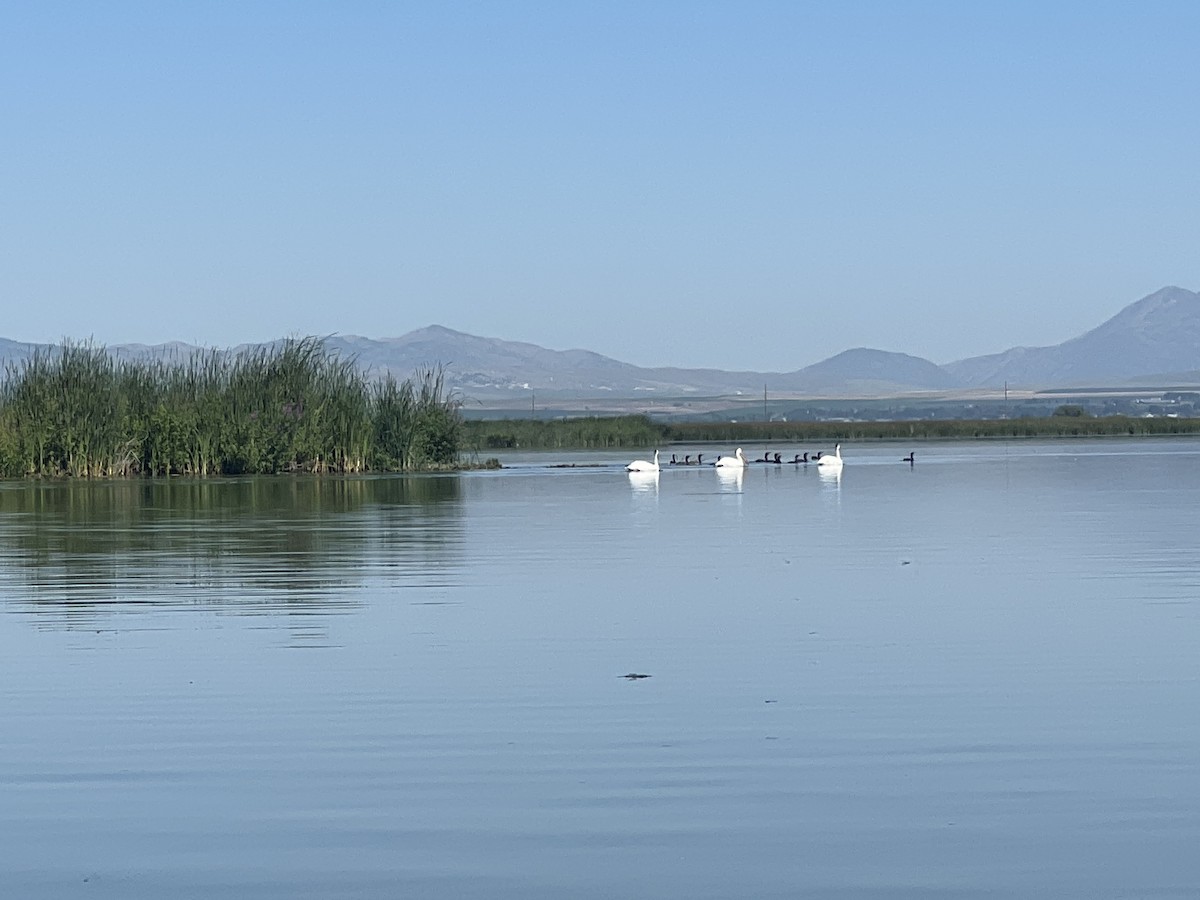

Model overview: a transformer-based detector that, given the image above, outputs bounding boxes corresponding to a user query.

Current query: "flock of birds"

[626,445,916,474]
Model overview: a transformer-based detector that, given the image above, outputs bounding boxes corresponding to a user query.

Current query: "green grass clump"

[0,338,463,478]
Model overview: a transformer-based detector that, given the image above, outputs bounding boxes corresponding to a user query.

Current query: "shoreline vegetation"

[0,338,465,478]
[463,413,1200,451]
[2,339,1197,479]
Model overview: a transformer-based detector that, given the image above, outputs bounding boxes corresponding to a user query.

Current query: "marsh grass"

[463,413,1200,451]
[0,338,462,478]
[462,415,664,450]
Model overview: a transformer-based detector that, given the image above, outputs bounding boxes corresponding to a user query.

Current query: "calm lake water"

[2,438,1199,898]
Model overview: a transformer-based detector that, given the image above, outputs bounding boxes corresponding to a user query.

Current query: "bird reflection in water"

[818,466,842,490]
[716,466,744,493]
[627,470,659,495]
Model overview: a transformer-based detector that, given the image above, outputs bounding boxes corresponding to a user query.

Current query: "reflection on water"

[817,466,842,489]
[626,470,659,495]
[0,476,463,628]
[715,466,744,492]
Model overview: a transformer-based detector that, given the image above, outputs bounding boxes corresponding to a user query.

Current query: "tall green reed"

[0,338,463,478]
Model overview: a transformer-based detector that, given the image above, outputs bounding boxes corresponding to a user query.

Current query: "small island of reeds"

[0,338,468,478]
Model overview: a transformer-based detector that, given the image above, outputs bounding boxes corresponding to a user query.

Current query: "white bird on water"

[816,443,844,471]
[626,449,660,472]
[714,447,748,468]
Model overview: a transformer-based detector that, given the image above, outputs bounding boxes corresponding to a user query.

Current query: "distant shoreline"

[464,414,1200,452]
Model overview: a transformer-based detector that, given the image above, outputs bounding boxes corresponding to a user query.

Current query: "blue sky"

[3,1,1198,371]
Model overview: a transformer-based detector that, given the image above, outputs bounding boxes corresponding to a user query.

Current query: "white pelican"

[816,443,844,471]
[714,447,747,468]
[626,449,660,472]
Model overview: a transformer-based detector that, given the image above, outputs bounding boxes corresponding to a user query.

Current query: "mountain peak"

[1100,285,1198,329]
[1073,285,1198,338]
[947,285,1200,387]
[797,347,957,391]
[397,324,471,340]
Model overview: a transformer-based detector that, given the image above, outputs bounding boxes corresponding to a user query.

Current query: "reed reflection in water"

[0,476,464,629]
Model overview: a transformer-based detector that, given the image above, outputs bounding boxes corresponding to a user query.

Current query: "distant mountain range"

[2,286,1198,398]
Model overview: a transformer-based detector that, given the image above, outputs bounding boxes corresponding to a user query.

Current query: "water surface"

[2,439,1199,898]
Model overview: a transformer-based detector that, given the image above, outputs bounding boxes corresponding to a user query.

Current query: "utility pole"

[531,389,535,417]
[764,383,768,422]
